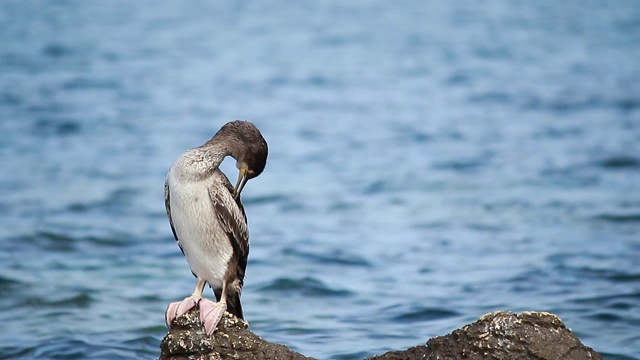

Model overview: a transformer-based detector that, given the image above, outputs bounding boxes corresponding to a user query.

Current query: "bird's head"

[213,120,268,199]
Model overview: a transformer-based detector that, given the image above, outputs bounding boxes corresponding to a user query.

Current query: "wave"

[258,277,352,297]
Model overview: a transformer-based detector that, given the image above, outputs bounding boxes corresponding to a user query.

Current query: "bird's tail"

[226,290,244,320]
[214,288,244,320]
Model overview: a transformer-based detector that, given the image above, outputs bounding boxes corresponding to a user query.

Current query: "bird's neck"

[175,143,228,181]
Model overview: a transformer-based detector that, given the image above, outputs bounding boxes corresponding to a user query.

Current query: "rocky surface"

[159,309,311,360]
[369,311,602,360]
[159,310,602,360]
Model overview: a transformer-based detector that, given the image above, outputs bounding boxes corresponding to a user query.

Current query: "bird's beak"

[233,166,249,200]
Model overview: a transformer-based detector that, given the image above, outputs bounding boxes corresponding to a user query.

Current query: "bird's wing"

[164,179,184,255]
[210,179,249,318]
[208,184,249,275]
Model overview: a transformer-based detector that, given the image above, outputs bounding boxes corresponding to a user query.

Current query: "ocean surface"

[1,1,639,359]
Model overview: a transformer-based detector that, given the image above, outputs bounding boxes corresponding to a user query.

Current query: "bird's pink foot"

[165,295,201,327]
[198,299,227,336]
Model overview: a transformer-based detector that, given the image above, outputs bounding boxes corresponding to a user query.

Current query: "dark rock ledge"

[159,309,602,360]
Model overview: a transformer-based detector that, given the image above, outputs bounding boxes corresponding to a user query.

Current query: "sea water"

[1,1,639,359]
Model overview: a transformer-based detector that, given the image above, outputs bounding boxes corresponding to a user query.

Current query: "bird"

[164,120,268,336]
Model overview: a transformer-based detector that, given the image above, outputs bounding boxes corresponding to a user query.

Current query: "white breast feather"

[167,161,233,289]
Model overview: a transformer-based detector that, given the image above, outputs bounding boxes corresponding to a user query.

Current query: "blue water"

[1,1,639,359]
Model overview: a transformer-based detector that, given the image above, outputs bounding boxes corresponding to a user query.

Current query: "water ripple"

[593,213,640,223]
[282,248,372,267]
[32,339,91,360]
[42,43,74,58]
[573,291,640,306]
[5,231,130,253]
[596,156,640,170]
[259,277,353,297]
[26,293,93,308]
[11,231,76,252]
[0,275,22,296]
[392,307,460,323]
[33,118,81,136]
[62,77,122,91]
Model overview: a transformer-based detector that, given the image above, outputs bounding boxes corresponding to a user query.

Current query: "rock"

[159,309,312,360]
[368,311,602,360]
[159,310,602,360]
